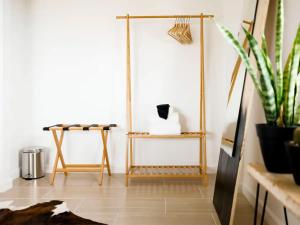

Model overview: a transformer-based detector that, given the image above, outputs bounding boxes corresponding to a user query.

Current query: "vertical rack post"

[125,14,132,186]
[199,15,203,174]
[126,14,133,134]
[200,14,207,175]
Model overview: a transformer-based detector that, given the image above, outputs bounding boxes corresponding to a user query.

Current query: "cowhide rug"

[0,200,107,225]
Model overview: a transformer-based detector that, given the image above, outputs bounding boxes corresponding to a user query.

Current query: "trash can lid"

[21,146,44,153]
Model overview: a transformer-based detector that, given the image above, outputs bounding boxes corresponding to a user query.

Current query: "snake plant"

[218,0,300,127]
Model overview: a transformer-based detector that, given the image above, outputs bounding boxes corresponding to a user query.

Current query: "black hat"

[157,104,170,120]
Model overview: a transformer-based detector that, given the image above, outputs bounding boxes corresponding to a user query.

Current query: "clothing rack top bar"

[116,14,214,20]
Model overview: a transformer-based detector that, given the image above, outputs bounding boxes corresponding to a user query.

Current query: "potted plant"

[217,0,300,173]
[285,127,300,185]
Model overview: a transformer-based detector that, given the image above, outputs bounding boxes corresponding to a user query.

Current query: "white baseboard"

[0,178,13,192]
[11,168,20,179]
[207,166,217,174]
[243,184,283,225]
[0,168,20,192]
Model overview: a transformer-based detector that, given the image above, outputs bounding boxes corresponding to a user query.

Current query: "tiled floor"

[0,173,258,225]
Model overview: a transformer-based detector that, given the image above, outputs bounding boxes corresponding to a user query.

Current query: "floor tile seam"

[41,196,88,199]
[76,206,165,210]
[40,197,86,201]
[197,186,205,197]
[211,212,219,225]
[165,210,216,214]
[118,204,166,208]
[50,187,126,190]
[0,199,67,205]
[5,186,52,190]
[0,197,39,200]
[50,184,100,187]
[39,188,54,198]
[164,197,211,200]
[111,206,122,225]
[72,198,86,213]
[0,196,206,200]
[69,197,164,200]
[164,198,167,216]
[123,196,203,198]
[122,197,165,200]
[79,196,125,212]
[0,196,48,200]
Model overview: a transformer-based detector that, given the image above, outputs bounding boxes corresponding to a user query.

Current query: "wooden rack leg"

[125,138,129,186]
[129,138,133,168]
[99,129,111,185]
[51,130,68,178]
[199,140,203,174]
[203,137,207,175]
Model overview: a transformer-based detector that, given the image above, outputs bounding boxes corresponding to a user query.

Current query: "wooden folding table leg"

[99,148,106,185]
[52,130,68,176]
[104,130,111,176]
[50,153,59,185]
[50,130,65,184]
[99,129,111,185]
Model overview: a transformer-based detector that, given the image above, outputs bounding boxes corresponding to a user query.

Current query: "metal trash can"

[21,147,45,180]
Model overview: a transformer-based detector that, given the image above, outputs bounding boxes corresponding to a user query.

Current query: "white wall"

[241,0,300,224]
[1,0,246,189]
[26,0,244,173]
[0,0,33,191]
[0,0,5,190]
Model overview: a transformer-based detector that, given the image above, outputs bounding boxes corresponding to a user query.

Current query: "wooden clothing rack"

[43,124,116,185]
[116,13,214,186]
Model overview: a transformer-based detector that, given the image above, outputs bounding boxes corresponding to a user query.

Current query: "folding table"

[43,124,116,185]
[248,163,300,225]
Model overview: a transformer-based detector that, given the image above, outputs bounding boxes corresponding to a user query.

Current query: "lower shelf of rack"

[127,131,205,139]
[127,165,206,178]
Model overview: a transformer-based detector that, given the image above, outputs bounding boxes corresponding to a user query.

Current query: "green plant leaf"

[293,75,300,125]
[275,0,284,108]
[243,28,277,123]
[282,53,292,125]
[217,24,262,97]
[262,35,276,101]
[283,53,292,97]
[262,34,268,55]
[284,25,300,126]
[294,104,300,125]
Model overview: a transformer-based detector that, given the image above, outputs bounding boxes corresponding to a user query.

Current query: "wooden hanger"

[168,17,193,44]
[168,18,179,41]
[181,18,193,44]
